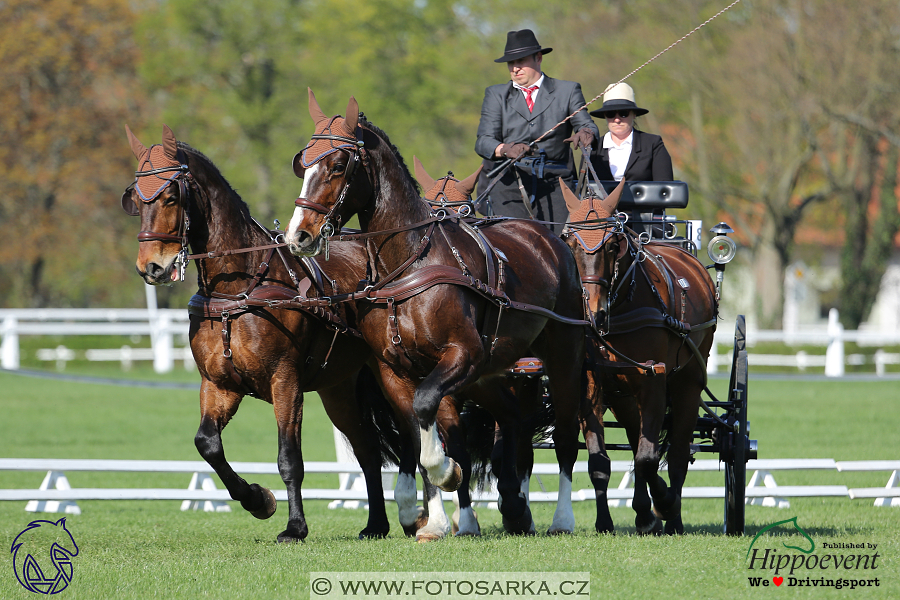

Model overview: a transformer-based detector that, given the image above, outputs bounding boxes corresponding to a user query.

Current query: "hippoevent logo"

[10,518,79,594]
[745,517,881,590]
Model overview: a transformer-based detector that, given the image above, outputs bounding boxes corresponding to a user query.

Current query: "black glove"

[502,143,533,160]
[564,129,594,152]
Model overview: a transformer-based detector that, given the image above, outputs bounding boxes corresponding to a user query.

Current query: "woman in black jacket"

[588,82,673,182]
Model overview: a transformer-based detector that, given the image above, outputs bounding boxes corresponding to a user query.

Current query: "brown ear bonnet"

[413,156,482,214]
[293,89,361,175]
[561,179,625,253]
[122,125,187,214]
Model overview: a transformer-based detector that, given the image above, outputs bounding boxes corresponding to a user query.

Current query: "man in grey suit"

[475,29,599,234]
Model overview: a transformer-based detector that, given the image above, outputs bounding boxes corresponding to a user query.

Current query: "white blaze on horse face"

[549,472,575,534]
[419,422,454,486]
[286,162,319,245]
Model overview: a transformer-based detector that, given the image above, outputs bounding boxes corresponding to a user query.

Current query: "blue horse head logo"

[11,518,79,594]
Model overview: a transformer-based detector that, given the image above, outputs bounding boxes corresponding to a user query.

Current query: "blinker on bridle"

[121,159,193,282]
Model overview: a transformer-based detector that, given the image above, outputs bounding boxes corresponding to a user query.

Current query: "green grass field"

[1,370,898,599]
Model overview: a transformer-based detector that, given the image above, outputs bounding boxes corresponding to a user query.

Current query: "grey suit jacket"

[475,76,600,165]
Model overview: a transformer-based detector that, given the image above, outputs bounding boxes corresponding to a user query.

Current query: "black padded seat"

[587,181,689,210]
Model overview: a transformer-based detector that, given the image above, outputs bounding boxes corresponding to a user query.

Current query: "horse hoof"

[358,528,389,540]
[595,519,615,534]
[437,460,463,492]
[249,486,277,520]
[415,531,444,543]
[652,494,681,522]
[664,518,684,535]
[636,515,663,536]
[276,529,307,543]
[546,527,573,536]
[454,527,482,537]
[503,506,535,536]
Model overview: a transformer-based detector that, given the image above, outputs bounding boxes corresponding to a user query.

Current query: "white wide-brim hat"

[589,82,649,117]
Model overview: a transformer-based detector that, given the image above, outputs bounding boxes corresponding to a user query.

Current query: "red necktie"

[524,85,538,112]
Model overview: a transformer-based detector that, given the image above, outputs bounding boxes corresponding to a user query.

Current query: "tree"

[0,0,148,307]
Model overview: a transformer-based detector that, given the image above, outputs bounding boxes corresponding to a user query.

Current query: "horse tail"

[355,364,404,467]
[461,401,495,489]
[524,381,556,445]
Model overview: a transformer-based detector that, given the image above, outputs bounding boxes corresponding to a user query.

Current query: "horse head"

[122,124,192,285]
[560,179,627,329]
[413,157,481,216]
[286,89,374,257]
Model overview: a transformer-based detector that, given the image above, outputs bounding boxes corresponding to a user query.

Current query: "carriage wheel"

[723,315,749,536]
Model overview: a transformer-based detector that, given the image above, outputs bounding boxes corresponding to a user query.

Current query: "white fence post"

[825,308,845,377]
[1,315,19,370]
[153,312,174,373]
[25,471,81,515]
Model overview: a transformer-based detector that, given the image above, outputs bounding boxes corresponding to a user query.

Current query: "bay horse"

[560,180,718,534]
[285,90,611,534]
[122,124,410,542]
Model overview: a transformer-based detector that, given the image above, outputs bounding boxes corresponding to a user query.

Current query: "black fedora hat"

[588,83,649,117]
[494,29,552,63]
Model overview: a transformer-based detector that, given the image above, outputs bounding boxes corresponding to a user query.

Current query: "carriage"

[124,98,757,541]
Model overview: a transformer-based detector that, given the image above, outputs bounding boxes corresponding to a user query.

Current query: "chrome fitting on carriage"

[707,222,737,300]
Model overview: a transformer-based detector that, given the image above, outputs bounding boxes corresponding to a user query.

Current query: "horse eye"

[331,163,346,175]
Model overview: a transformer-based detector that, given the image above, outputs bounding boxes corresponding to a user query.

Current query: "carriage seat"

[588,181,689,211]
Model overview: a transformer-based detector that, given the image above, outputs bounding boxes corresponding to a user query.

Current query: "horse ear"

[161,124,178,160]
[125,124,148,161]
[413,156,436,191]
[455,164,483,197]
[559,177,582,214]
[308,88,327,124]
[601,178,626,216]
[345,96,359,132]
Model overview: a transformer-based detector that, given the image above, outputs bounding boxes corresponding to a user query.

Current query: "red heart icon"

[773,577,783,586]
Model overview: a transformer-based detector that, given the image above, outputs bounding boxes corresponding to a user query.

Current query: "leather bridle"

[294,123,371,243]
[122,161,193,282]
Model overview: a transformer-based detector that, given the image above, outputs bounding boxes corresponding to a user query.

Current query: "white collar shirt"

[603,131,633,181]
[513,74,545,104]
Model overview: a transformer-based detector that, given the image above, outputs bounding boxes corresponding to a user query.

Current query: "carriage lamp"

[707,222,736,298]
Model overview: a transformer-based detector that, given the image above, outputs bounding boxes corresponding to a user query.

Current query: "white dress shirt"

[603,130,633,181]
[513,74,545,105]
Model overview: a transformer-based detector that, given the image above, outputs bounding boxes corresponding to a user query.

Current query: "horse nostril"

[296,230,312,247]
[146,262,164,278]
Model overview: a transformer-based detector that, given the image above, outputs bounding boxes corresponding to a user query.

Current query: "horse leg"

[395,437,426,537]
[270,377,311,543]
[193,379,278,522]
[413,348,478,492]
[655,368,704,535]
[581,381,614,534]
[319,379,390,540]
[632,375,669,535]
[438,398,480,537]
[538,324,585,535]
[378,363,445,539]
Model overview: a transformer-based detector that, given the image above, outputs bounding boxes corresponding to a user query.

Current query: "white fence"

[3,304,900,376]
[707,308,900,376]
[1,457,897,516]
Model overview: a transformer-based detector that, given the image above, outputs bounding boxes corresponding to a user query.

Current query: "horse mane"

[177,141,252,220]
[359,114,421,196]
